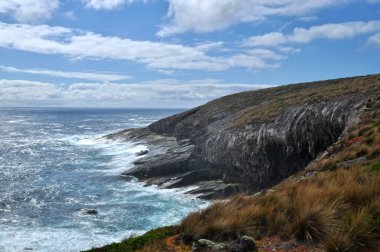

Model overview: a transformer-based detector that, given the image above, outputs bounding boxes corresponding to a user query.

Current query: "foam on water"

[0,225,136,252]
[67,134,149,175]
[0,108,206,252]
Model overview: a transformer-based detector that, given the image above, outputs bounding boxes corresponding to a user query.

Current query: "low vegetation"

[181,166,380,251]
[202,74,380,126]
[84,226,178,252]
[179,98,380,251]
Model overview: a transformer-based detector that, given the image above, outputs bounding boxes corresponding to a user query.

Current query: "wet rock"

[136,149,148,156]
[83,209,98,215]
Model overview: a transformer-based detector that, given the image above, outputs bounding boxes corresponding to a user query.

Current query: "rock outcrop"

[106,74,380,199]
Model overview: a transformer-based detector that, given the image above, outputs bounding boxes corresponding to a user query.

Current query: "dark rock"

[105,75,380,199]
[337,156,367,168]
[83,209,98,215]
[136,149,149,156]
[226,236,257,252]
[192,239,226,251]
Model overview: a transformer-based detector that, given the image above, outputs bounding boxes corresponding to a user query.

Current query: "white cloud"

[0,79,62,105]
[367,33,380,46]
[0,22,281,72]
[195,41,224,52]
[82,0,133,10]
[0,0,59,23]
[62,11,76,20]
[368,0,380,3]
[0,66,132,82]
[244,21,380,47]
[244,32,287,47]
[157,0,348,37]
[248,49,286,60]
[0,78,274,107]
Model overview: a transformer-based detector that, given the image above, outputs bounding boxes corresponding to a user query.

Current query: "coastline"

[87,74,380,251]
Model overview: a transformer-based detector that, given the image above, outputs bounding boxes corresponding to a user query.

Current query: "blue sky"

[0,0,380,108]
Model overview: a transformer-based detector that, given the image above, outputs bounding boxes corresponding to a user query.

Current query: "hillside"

[88,74,380,252]
[107,74,380,199]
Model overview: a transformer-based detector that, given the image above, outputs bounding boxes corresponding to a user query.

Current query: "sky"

[0,0,380,108]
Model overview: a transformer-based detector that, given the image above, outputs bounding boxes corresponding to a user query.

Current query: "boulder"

[83,209,98,215]
[192,239,226,251]
[226,236,257,252]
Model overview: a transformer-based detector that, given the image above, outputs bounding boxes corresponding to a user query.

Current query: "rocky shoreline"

[105,74,380,199]
[106,127,241,199]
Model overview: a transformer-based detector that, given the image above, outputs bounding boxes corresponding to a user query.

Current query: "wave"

[65,134,148,175]
[0,225,138,252]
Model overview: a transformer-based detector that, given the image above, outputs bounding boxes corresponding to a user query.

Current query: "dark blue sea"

[0,108,206,252]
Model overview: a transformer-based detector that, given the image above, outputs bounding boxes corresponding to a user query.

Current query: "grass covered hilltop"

[86,74,380,252]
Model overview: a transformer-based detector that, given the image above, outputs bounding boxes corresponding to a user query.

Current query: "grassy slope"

[179,95,380,252]
[192,74,380,126]
[84,227,178,252]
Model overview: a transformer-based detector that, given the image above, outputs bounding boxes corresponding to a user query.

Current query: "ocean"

[0,108,206,252]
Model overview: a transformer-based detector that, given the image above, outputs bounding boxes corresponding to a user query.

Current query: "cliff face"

[107,74,380,199]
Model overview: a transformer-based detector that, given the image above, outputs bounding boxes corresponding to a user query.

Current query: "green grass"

[83,226,177,252]
[368,162,380,172]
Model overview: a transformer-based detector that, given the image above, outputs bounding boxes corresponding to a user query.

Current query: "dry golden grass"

[180,108,380,251]
[180,166,380,251]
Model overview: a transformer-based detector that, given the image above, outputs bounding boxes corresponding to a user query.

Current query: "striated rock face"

[106,74,380,199]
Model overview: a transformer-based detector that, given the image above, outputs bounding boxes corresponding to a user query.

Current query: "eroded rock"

[106,75,380,199]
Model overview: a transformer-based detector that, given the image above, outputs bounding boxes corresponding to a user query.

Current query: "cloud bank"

[0,66,132,82]
[0,79,273,107]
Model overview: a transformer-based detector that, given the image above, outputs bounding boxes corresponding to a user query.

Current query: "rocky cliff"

[106,74,380,199]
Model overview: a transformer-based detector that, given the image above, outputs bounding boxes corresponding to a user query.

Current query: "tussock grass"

[180,166,380,250]
[180,112,380,251]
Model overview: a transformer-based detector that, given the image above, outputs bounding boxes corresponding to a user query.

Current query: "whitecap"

[0,225,138,252]
[6,119,25,124]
